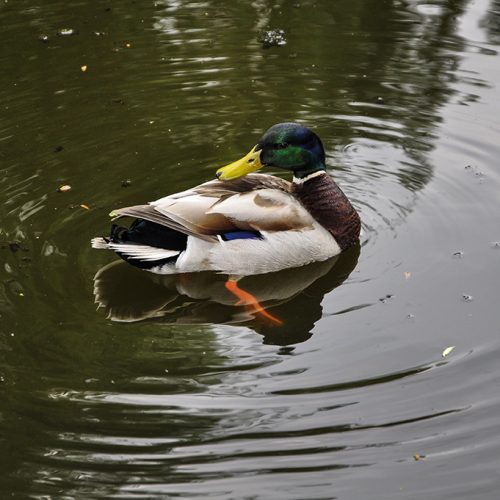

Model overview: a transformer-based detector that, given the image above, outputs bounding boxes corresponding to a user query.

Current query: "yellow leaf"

[80,204,90,210]
[442,346,455,358]
[57,184,71,192]
[81,65,88,72]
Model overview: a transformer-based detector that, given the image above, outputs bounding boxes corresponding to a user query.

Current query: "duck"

[91,123,361,276]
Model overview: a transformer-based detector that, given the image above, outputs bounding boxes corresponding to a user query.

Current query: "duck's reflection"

[93,244,359,345]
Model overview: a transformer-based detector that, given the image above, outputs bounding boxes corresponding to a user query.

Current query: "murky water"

[1,0,500,497]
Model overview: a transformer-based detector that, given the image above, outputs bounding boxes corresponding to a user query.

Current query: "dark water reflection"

[94,246,360,345]
[1,0,500,498]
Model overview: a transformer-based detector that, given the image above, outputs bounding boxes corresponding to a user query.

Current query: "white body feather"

[150,224,340,275]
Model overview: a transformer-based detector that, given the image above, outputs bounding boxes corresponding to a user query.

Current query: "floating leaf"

[442,346,455,358]
[57,184,71,192]
[81,65,88,72]
[80,204,90,210]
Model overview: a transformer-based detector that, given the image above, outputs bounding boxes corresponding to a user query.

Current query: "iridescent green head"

[216,123,326,180]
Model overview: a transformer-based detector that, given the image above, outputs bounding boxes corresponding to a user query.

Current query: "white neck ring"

[292,170,326,184]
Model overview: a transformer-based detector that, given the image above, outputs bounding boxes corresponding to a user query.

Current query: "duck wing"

[110,173,315,239]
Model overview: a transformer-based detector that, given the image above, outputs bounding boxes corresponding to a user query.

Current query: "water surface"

[1,0,500,498]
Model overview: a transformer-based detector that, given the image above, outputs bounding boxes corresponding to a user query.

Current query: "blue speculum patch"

[220,231,262,241]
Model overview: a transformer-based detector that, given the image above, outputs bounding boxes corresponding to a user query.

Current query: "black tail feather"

[109,219,188,270]
[110,219,188,250]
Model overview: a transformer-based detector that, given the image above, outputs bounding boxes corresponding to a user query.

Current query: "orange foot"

[225,279,283,326]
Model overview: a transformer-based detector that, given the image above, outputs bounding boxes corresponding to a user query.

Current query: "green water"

[1,0,500,498]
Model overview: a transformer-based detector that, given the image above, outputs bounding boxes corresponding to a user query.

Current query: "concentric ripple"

[1,0,500,498]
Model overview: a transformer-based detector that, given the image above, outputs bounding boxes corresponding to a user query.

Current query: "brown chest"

[292,173,361,250]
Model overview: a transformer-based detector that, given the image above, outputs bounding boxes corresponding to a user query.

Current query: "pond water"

[1,0,500,497]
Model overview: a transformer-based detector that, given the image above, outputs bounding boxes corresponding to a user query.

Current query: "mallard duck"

[92,123,361,276]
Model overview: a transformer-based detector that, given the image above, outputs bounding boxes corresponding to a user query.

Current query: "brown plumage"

[292,174,361,250]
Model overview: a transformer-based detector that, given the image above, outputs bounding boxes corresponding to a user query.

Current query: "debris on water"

[5,279,24,297]
[57,184,72,193]
[81,65,88,72]
[8,242,20,253]
[404,271,412,280]
[38,34,49,43]
[379,294,394,303]
[57,28,78,36]
[53,145,64,153]
[278,346,296,355]
[112,98,125,105]
[80,204,90,210]
[413,453,425,461]
[121,179,132,187]
[1,241,29,253]
[260,29,287,49]
[464,164,485,179]
[452,250,464,258]
[376,96,385,104]
[442,346,455,357]
[406,313,415,320]
[462,294,473,302]
[94,31,107,37]
[492,241,500,248]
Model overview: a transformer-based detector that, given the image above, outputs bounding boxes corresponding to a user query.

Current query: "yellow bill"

[216,146,263,181]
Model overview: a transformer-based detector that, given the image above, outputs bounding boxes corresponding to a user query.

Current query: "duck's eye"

[274,142,288,149]
[248,158,254,163]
